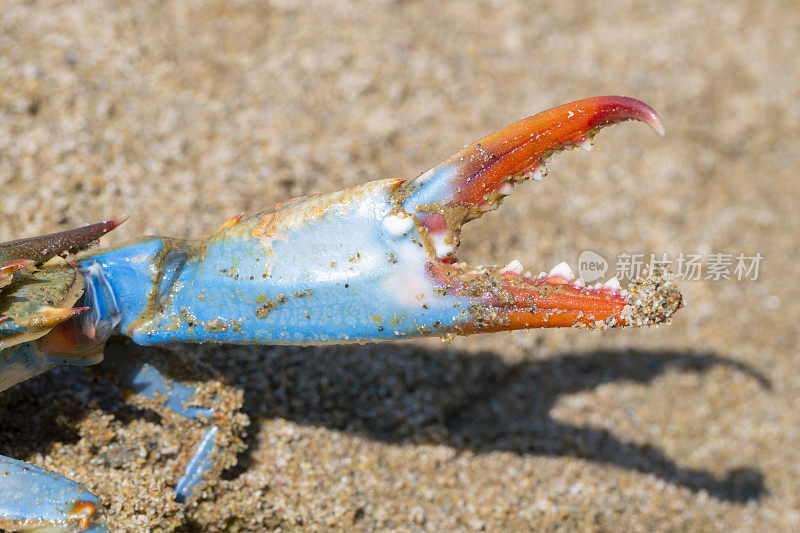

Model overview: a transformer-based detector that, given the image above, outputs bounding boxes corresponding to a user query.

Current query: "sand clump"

[622,266,684,328]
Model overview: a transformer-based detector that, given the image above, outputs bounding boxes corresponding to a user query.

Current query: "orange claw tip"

[108,216,129,229]
[215,212,245,233]
[584,95,665,136]
[70,499,100,530]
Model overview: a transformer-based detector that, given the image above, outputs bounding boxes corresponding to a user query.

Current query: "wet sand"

[1,1,799,530]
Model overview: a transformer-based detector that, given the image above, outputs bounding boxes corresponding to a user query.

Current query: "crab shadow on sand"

[0,342,769,504]
[212,343,769,504]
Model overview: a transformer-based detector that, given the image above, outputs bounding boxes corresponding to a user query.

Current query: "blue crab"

[0,96,681,531]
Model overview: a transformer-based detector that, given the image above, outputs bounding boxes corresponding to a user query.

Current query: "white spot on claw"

[382,212,414,236]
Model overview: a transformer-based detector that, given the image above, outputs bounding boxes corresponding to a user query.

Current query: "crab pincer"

[395,95,682,333]
[81,96,681,347]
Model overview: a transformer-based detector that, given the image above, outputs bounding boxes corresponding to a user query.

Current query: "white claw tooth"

[498,183,513,196]
[602,276,621,291]
[382,212,414,236]
[531,168,545,182]
[593,282,603,289]
[573,277,585,288]
[431,233,457,259]
[538,271,548,279]
[577,138,593,152]
[547,261,574,281]
[620,288,629,297]
[523,271,533,278]
[499,259,524,275]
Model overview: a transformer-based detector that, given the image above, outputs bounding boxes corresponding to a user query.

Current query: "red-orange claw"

[428,261,682,334]
[400,96,663,230]
[450,95,663,208]
[394,96,679,334]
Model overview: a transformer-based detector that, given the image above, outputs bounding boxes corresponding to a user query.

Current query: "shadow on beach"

[0,342,769,504]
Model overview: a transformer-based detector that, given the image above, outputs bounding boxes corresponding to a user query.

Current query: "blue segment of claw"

[0,456,108,532]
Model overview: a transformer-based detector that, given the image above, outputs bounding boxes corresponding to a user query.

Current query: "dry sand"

[1,0,799,530]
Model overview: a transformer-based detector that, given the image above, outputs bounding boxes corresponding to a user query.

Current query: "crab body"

[0,96,681,531]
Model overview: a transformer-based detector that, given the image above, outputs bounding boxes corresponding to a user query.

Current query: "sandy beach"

[1,1,799,530]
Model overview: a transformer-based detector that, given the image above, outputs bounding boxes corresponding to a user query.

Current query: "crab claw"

[81,96,680,346]
[390,96,679,332]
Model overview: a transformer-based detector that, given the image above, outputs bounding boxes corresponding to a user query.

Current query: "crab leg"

[97,341,245,503]
[0,455,108,532]
[0,219,125,264]
[70,96,680,346]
